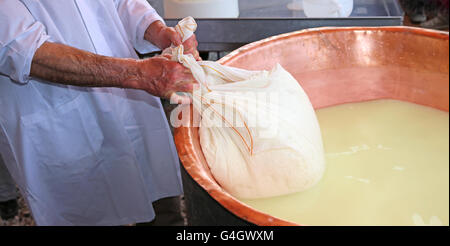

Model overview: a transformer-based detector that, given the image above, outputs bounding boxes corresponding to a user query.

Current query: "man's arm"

[31,42,135,88]
[30,41,196,101]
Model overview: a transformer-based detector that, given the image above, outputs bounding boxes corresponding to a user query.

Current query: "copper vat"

[174,27,449,226]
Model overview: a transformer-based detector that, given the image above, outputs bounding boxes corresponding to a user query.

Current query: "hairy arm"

[30,42,139,88]
[30,41,196,101]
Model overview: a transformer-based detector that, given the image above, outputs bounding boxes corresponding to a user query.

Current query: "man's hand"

[123,54,198,103]
[144,21,200,60]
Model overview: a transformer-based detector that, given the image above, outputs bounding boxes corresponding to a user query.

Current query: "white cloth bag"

[171,17,326,199]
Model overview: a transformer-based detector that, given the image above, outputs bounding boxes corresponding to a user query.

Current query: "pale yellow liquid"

[240,99,449,226]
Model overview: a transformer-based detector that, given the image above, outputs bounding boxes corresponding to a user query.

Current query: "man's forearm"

[30,41,139,88]
[144,20,181,50]
[144,20,165,48]
[29,41,196,101]
[144,20,200,61]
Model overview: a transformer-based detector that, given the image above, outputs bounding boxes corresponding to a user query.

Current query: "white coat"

[0,0,183,225]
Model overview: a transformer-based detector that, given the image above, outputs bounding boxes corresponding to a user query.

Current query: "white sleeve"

[114,0,165,54]
[0,0,50,84]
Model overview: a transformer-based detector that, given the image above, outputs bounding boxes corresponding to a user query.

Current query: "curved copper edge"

[221,26,449,111]
[175,26,449,226]
[174,105,297,226]
[220,26,449,66]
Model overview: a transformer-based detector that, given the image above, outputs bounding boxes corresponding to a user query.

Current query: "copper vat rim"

[175,26,449,226]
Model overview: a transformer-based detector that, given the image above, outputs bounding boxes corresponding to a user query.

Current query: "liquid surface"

[240,100,449,226]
